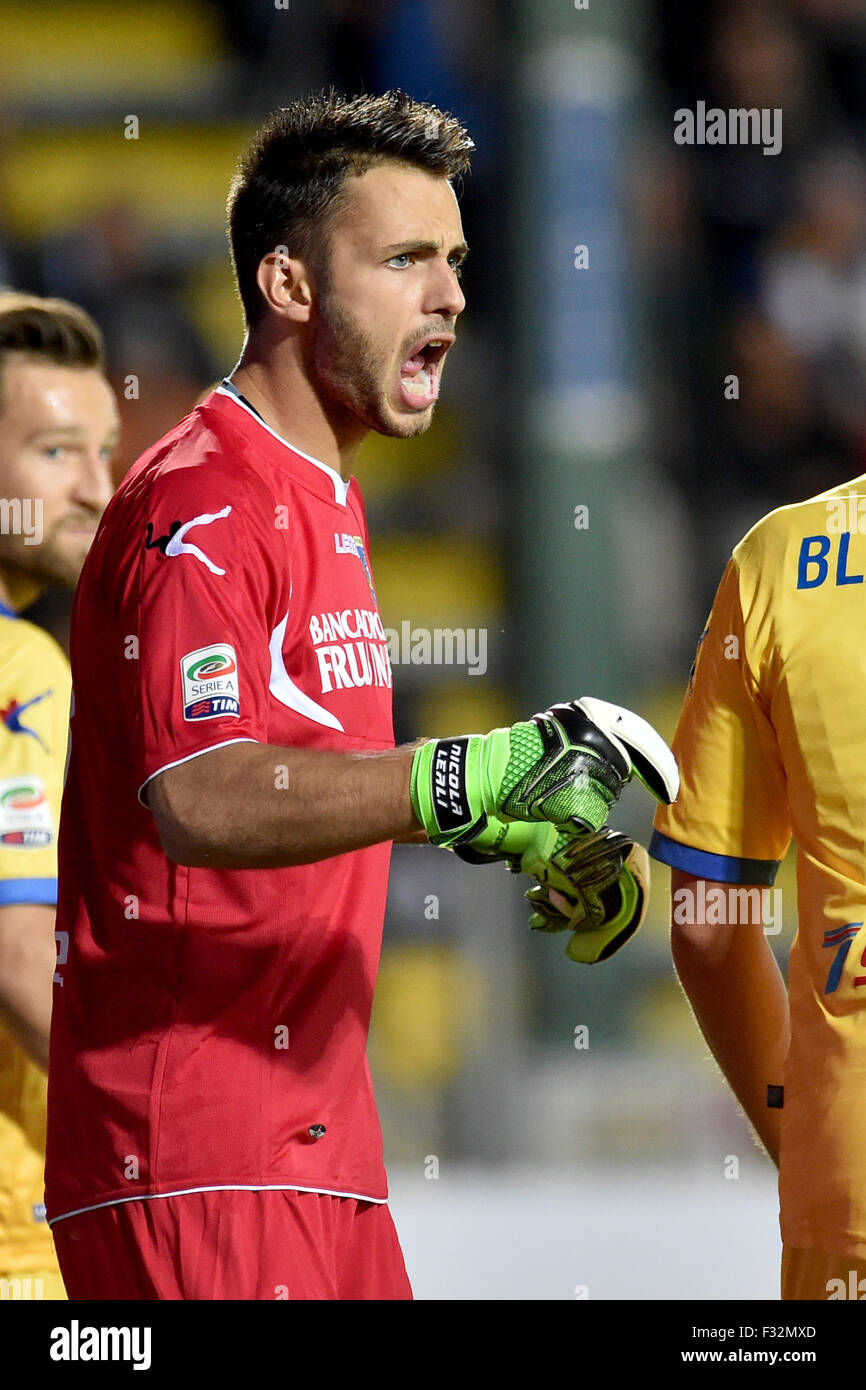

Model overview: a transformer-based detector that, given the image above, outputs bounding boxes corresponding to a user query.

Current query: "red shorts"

[51,1188,413,1300]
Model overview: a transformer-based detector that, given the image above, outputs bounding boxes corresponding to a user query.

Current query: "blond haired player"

[651,478,866,1300]
[0,293,116,1297]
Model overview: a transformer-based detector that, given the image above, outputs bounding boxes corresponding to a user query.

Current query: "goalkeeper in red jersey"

[44,90,677,1301]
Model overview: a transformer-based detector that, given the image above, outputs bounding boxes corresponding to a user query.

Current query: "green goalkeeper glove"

[449,814,554,867]
[520,826,651,963]
[410,696,678,850]
[451,817,650,964]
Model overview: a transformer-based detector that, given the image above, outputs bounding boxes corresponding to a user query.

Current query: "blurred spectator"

[761,148,866,449]
[649,0,866,613]
[39,203,216,479]
[39,203,214,383]
[696,307,855,595]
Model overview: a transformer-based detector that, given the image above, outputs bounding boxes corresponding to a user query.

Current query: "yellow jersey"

[0,598,69,1273]
[652,473,866,1259]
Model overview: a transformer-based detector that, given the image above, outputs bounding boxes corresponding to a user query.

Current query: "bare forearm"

[672,882,790,1163]
[0,905,54,1072]
[149,740,427,868]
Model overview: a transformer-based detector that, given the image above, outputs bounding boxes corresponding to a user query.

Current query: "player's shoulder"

[115,390,280,522]
[0,610,69,681]
[732,473,866,574]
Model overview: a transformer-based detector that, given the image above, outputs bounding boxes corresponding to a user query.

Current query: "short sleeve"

[651,556,791,884]
[0,623,71,906]
[130,464,286,802]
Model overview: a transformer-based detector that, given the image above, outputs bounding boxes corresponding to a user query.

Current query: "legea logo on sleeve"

[180,643,240,721]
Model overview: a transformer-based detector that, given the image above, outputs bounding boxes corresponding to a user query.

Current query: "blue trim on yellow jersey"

[649,830,780,885]
[0,877,57,906]
[0,598,18,619]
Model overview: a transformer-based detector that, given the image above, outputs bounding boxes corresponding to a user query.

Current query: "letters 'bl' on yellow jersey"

[0,597,69,1272]
[652,476,866,1259]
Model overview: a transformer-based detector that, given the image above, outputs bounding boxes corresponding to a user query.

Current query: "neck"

[231,331,369,479]
[0,565,43,614]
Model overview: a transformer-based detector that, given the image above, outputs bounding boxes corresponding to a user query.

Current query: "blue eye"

[43,446,66,460]
[387,253,412,268]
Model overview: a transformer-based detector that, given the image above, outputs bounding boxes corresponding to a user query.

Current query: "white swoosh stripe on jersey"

[164,505,232,575]
[269,613,344,731]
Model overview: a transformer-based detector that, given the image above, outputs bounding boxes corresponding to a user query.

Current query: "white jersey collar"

[216,378,350,507]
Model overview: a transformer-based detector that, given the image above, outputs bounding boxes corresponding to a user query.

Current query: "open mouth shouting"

[398,332,455,410]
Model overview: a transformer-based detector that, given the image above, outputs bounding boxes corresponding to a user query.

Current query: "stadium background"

[2,0,863,1298]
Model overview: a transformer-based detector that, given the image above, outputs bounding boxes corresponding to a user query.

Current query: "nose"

[428,259,466,322]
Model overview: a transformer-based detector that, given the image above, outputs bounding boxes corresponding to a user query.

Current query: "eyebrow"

[28,425,120,442]
[28,426,87,440]
[382,239,469,262]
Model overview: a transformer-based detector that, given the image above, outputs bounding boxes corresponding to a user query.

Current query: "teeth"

[428,340,442,348]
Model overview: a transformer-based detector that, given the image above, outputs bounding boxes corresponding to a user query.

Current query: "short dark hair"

[228,89,474,328]
[0,291,104,409]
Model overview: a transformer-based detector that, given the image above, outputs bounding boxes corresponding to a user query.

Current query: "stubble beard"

[311,291,434,440]
[0,521,93,592]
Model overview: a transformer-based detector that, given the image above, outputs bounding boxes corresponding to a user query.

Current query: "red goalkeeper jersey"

[45,381,396,1224]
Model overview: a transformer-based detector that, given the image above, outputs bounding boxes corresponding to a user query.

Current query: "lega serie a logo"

[2,781,44,810]
[0,777,53,846]
[180,644,240,722]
